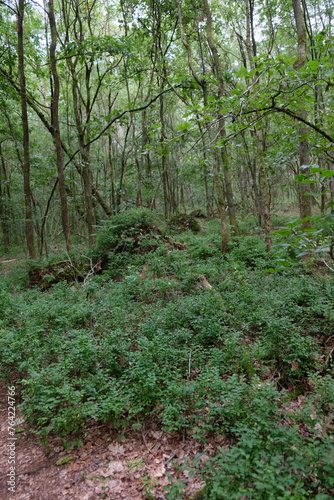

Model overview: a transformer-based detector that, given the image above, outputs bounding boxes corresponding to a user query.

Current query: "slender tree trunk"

[117,124,131,209]
[0,143,10,252]
[244,0,272,249]
[135,150,143,208]
[292,0,312,228]
[329,166,334,204]
[212,147,229,252]
[197,121,214,216]
[202,0,238,235]
[142,110,152,178]
[160,91,170,219]
[48,0,71,251]
[68,62,96,246]
[256,127,272,251]
[203,87,229,251]
[18,0,36,259]
[177,0,229,250]
[81,152,96,246]
[107,139,116,213]
[107,91,116,213]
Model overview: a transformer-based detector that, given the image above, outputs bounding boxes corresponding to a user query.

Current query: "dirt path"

[0,383,221,499]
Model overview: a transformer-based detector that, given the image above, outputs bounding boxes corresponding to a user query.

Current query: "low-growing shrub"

[228,235,268,268]
[197,425,334,499]
[96,208,164,255]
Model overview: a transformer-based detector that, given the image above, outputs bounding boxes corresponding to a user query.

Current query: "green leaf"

[177,122,191,131]
[271,229,292,236]
[309,167,334,177]
[307,60,320,71]
[56,456,74,466]
[236,67,248,78]
[131,422,142,430]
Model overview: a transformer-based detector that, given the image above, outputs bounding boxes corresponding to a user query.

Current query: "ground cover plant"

[0,212,333,499]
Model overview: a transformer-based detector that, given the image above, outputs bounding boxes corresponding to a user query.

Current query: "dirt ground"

[0,382,227,500]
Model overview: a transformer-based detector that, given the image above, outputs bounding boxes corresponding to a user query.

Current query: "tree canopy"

[0,0,333,256]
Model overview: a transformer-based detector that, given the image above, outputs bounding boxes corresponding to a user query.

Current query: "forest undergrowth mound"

[27,209,187,289]
[0,216,333,499]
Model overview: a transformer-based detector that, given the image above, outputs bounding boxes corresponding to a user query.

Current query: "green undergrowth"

[0,214,333,498]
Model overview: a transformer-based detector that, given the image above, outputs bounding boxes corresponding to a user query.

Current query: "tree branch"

[272,106,334,143]
[239,101,334,144]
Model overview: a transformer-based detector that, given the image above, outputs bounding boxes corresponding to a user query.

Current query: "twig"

[65,252,81,282]
[82,255,102,286]
[188,349,192,381]
[321,259,334,273]
[0,462,49,479]
[165,450,177,464]
[137,418,155,457]
[182,349,193,442]
[325,348,334,365]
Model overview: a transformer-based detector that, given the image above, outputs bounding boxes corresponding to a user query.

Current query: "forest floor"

[1,214,333,499]
[0,379,224,499]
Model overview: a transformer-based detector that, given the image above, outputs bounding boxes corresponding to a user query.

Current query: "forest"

[0,0,333,498]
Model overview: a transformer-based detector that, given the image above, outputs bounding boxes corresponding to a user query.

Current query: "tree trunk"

[48,0,71,251]
[202,0,239,235]
[256,127,272,251]
[177,0,229,250]
[18,0,36,259]
[116,124,131,209]
[292,0,312,228]
[160,92,170,219]
[244,0,272,250]
[107,142,116,213]
[69,63,96,246]
[0,143,10,252]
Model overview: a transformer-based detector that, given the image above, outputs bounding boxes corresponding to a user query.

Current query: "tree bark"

[245,0,272,250]
[0,143,10,252]
[68,63,96,246]
[18,0,36,259]
[292,0,307,70]
[202,0,239,235]
[256,127,272,251]
[160,91,170,219]
[292,0,312,228]
[177,0,229,250]
[48,0,71,251]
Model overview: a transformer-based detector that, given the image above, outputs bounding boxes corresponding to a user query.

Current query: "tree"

[0,0,333,256]
[202,0,239,236]
[18,0,36,258]
[177,0,229,251]
[47,0,71,251]
[0,142,10,252]
[292,0,312,228]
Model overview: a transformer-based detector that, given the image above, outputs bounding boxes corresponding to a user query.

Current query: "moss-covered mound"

[28,259,92,289]
[96,208,169,255]
[28,209,187,288]
[168,213,201,233]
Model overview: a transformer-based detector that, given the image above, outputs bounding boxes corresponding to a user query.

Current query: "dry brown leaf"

[291,361,299,371]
